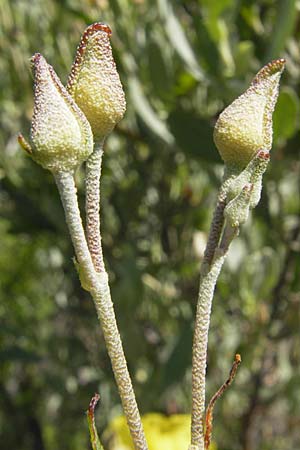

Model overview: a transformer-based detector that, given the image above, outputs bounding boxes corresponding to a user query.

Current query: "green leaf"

[190,14,221,75]
[128,76,174,144]
[157,0,204,81]
[234,41,255,77]
[161,323,192,389]
[168,110,220,162]
[147,40,173,98]
[273,87,299,142]
[265,0,298,61]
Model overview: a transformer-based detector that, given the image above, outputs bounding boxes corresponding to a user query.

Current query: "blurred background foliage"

[0,0,300,449]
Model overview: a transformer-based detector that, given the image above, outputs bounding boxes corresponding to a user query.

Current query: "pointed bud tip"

[74,23,112,60]
[67,22,126,139]
[84,22,112,37]
[261,58,286,75]
[214,59,285,169]
[30,53,44,71]
[252,58,285,85]
[30,52,42,63]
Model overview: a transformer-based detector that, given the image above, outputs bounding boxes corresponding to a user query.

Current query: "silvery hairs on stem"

[18,23,148,450]
[190,59,285,450]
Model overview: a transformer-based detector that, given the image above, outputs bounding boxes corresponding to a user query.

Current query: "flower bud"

[214,59,285,168]
[18,53,93,173]
[67,23,126,140]
[224,184,253,227]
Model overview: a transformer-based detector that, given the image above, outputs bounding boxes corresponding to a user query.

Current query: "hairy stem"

[202,198,226,267]
[54,171,97,284]
[190,190,237,449]
[54,170,148,450]
[201,168,237,269]
[85,140,105,272]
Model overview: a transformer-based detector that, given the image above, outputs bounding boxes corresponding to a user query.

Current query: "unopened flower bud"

[18,53,93,173]
[214,59,285,169]
[67,23,126,140]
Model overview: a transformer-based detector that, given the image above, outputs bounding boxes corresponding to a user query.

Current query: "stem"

[202,167,238,269]
[54,171,148,450]
[54,171,97,284]
[190,155,271,449]
[190,256,226,450]
[202,198,226,268]
[190,190,238,449]
[93,272,148,450]
[85,140,105,272]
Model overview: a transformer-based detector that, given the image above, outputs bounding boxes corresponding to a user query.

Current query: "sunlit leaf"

[128,76,174,144]
[273,87,299,142]
[157,0,204,81]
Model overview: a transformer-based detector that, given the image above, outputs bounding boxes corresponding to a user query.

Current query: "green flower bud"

[67,23,126,140]
[18,53,93,173]
[224,184,253,227]
[214,59,285,169]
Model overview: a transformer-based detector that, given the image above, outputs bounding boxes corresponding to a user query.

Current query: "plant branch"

[190,166,241,450]
[202,168,238,269]
[85,140,105,272]
[190,151,269,449]
[54,170,148,450]
[202,197,226,268]
[190,218,238,450]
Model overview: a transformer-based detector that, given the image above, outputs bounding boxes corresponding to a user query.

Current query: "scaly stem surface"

[85,140,105,272]
[54,170,148,450]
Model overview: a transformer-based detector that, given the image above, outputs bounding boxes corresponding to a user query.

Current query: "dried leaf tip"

[214,59,285,169]
[19,53,93,173]
[234,353,241,363]
[67,23,126,140]
[204,354,242,450]
[87,393,104,450]
[87,393,101,418]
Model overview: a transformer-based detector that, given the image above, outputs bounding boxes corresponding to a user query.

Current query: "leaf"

[190,14,221,75]
[168,109,220,162]
[216,19,235,76]
[161,323,192,389]
[273,87,299,142]
[157,0,204,81]
[147,40,173,98]
[128,76,174,144]
[265,0,298,60]
[234,41,255,77]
